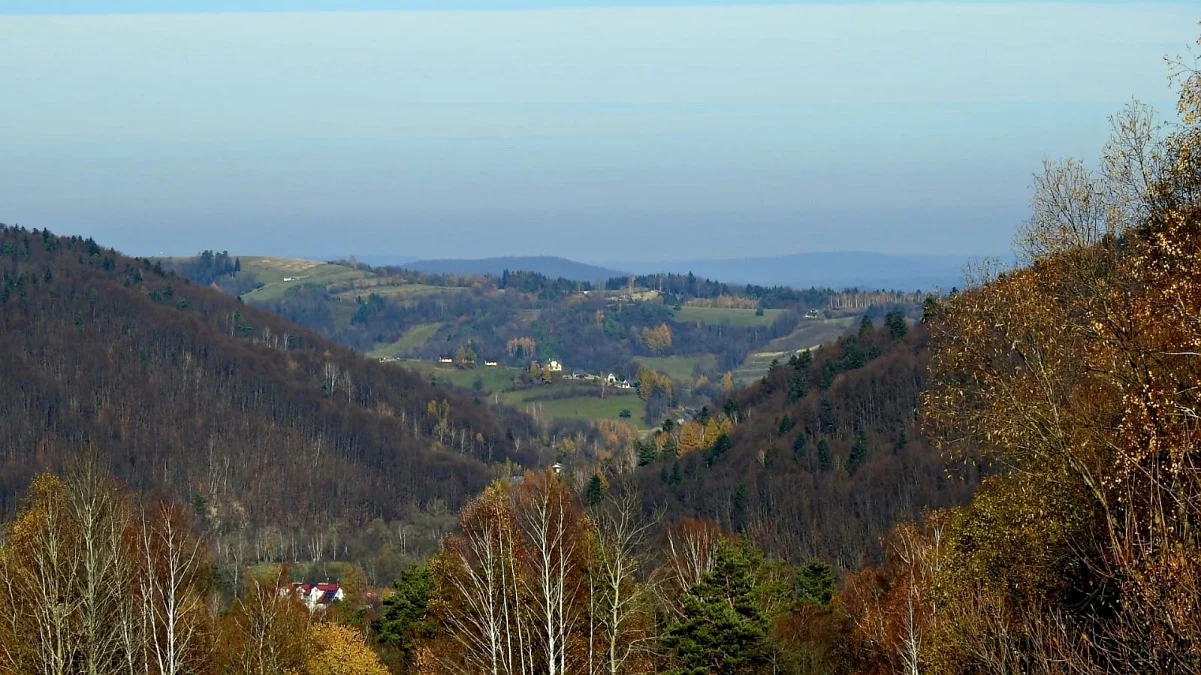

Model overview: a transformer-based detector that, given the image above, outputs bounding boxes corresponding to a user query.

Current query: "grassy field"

[633,354,718,380]
[392,361,644,425]
[399,361,521,392]
[239,257,369,302]
[762,316,857,352]
[673,306,785,327]
[328,301,358,331]
[732,351,800,384]
[332,283,458,302]
[729,316,859,383]
[368,322,445,359]
[497,387,642,425]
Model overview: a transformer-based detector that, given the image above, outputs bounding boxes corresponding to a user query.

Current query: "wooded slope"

[637,319,976,568]
[0,225,533,533]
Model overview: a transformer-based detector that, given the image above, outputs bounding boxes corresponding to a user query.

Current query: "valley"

[167,253,923,430]
[3,5,1195,672]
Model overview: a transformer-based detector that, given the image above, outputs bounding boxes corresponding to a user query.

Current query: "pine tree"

[705,433,732,467]
[792,434,808,463]
[669,461,683,486]
[586,473,608,506]
[786,370,808,404]
[373,565,435,661]
[731,483,748,530]
[796,560,835,607]
[637,441,659,466]
[664,539,770,674]
[817,439,832,471]
[845,433,868,476]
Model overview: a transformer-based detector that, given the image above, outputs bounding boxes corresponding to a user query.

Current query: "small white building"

[546,360,564,373]
[484,360,499,367]
[438,354,454,364]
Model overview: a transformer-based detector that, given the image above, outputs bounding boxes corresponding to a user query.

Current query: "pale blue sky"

[0,2,1196,261]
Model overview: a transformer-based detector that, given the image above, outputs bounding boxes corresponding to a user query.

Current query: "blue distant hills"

[362,251,1000,291]
[610,251,993,292]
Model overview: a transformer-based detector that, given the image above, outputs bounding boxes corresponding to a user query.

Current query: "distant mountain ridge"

[402,256,626,282]
[390,251,988,291]
[610,252,986,292]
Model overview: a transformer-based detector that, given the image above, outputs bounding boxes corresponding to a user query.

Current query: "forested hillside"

[840,52,1201,671]
[165,254,924,379]
[635,316,977,568]
[0,224,534,571]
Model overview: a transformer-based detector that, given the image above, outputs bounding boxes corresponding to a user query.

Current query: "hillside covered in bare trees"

[0,224,536,568]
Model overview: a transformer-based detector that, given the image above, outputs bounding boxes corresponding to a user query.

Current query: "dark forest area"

[0,224,537,576]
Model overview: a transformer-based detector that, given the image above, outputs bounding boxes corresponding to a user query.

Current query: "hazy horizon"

[2,1,1196,261]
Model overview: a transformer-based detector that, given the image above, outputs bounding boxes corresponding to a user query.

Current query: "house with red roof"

[284,581,344,610]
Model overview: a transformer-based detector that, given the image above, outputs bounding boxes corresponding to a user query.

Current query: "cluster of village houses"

[434,355,635,389]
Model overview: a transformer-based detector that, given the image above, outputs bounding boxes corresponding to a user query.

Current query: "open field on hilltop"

[332,283,461,302]
[672,306,785,327]
[761,315,857,352]
[239,257,369,301]
[634,354,718,380]
[398,361,521,392]
[497,386,643,426]
[728,316,858,384]
[732,351,802,384]
[368,322,445,359]
[329,302,358,331]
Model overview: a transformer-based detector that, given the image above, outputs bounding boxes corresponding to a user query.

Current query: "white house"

[285,582,344,610]
[484,360,499,367]
[438,354,454,364]
[605,373,619,384]
[546,360,564,372]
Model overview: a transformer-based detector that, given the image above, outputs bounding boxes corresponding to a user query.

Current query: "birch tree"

[588,490,658,675]
[515,472,590,675]
[138,503,211,675]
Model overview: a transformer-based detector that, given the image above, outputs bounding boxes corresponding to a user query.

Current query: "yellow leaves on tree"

[720,371,735,393]
[506,336,537,359]
[667,416,732,457]
[856,38,1201,671]
[304,623,390,675]
[639,323,673,353]
[215,572,311,675]
[431,473,593,674]
[594,418,640,450]
[635,366,674,401]
[425,399,451,443]
[0,464,214,675]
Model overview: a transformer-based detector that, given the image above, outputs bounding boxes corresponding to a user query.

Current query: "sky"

[0,2,1196,262]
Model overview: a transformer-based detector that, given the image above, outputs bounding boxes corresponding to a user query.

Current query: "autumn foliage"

[845,34,1201,673]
